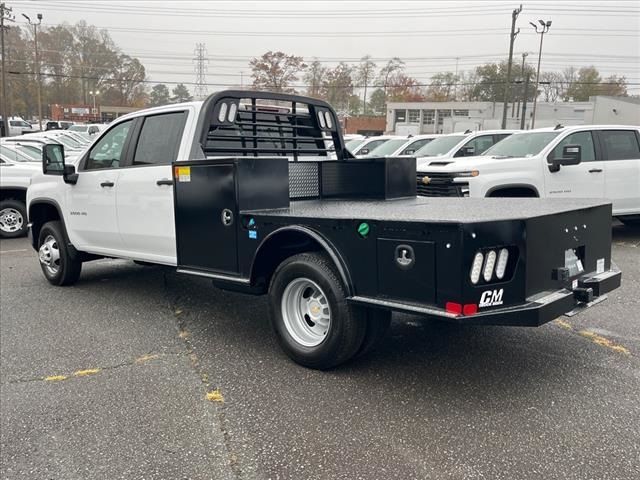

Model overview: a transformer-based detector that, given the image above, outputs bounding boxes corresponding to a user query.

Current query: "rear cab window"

[132,111,187,166]
[599,130,640,161]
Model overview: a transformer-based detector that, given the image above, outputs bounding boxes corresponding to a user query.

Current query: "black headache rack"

[173,90,620,328]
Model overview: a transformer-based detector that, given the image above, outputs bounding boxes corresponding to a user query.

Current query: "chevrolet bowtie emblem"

[421,176,431,185]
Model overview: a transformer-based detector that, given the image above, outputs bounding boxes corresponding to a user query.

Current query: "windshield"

[414,135,466,157]
[484,132,561,157]
[345,138,366,151]
[14,144,41,160]
[365,138,408,157]
[50,135,80,149]
[69,125,88,132]
[9,120,30,128]
[0,145,33,162]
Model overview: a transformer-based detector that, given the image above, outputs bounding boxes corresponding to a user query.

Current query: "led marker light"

[470,252,484,284]
[496,248,509,280]
[483,250,497,282]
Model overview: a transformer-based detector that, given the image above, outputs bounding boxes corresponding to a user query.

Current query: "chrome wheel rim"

[0,208,24,233]
[281,277,331,347]
[39,235,61,276]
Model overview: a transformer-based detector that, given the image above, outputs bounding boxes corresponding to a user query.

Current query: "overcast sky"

[9,0,640,94]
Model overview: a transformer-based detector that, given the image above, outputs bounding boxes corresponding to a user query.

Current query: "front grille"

[416,172,468,197]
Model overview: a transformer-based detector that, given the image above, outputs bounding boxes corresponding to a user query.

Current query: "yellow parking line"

[578,330,630,356]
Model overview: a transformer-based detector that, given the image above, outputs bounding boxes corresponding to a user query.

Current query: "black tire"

[38,221,82,286]
[268,252,366,369]
[355,309,391,358]
[0,199,28,238]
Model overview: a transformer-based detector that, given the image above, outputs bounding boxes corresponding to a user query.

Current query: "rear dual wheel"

[268,252,389,369]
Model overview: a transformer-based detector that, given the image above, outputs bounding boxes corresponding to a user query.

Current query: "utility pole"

[501,4,522,130]
[515,52,528,123]
[193,43,208,100]
[530,19,551,129]
[1,2,14,137]
[521,72,530,130]
[23,12,43,131]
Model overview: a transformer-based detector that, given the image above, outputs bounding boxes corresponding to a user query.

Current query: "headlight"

[455,170,479,178]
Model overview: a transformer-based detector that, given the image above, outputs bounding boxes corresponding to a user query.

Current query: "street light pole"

[1,2,14,137]
[501,4,522,130]
[89,90,99,119]
[23,12,43,131]
[530,19,551,129]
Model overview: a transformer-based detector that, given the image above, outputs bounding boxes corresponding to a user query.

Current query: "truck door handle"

[588,169,603,173]
[156,178,174,186]
[100,181,115,187]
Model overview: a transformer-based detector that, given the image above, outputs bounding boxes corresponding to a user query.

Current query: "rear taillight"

[470,247,515,285]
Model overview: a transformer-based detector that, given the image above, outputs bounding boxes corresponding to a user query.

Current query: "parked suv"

[416,125,640,224]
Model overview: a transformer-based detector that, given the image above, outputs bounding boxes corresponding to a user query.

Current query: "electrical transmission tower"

[193,43,209,100]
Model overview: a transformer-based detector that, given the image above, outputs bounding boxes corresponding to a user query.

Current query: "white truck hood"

[417,155,519,172]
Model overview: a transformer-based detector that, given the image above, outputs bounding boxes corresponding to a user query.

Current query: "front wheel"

[38,221,82,286]
[268,252,366,369]
[0,199,28,238]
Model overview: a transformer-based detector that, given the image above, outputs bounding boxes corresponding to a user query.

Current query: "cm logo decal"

[479,289,504,307]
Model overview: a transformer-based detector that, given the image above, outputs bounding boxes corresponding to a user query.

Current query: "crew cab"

[416,125,640,225]
[27,91,621,369]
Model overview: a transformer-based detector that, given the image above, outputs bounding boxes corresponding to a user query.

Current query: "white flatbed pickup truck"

[416,125,640,225]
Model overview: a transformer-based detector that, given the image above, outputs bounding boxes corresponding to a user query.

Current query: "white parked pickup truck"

[416,125,640,225]
[0,145,40,237]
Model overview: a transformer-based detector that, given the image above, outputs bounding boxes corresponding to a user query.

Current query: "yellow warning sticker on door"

[175,166,191,182]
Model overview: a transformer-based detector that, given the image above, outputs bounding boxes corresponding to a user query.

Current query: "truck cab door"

[543,130,605,199]
[115,110,188,265]
[66,120,134,252]
[595,129,640,215]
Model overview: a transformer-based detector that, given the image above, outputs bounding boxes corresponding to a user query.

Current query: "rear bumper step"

[349,266,621,327]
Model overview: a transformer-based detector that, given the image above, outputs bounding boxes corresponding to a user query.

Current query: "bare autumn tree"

[304,58,326,98]
[321,62,354,112]
[377,57,404,99]
[425,72,459,101]
[249,51,306,93]
[386,73,425,102]
[356,55,376,114]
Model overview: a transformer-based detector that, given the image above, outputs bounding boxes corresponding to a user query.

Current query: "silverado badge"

[421,176,431,185]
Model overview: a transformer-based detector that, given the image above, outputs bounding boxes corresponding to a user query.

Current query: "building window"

[437,109,452,125]
[394,109,406,123]
[408,109,420,123]
[453,109,469,117]
[422,109,435,125]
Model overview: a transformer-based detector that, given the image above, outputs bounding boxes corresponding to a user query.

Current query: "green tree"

[171,83,193,103]
[566,66,601,101]
[348,94,362,115]
[249,51,306,93]
[368,88,386,115]
[149,84,171,107]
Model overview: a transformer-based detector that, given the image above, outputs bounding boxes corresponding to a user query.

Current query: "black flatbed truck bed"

[171,90,621,369]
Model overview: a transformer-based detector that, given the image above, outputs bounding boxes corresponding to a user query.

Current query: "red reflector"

[463,304,478,316]
[445,302,463,315]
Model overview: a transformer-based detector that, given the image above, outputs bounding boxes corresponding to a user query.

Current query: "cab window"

[550,131,596,162]
[85,120,133,170]
[458,135,494,156]
[132,112,187,166]
[599,130,640,161]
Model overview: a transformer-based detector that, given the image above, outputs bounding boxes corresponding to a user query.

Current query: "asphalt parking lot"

[1,224,639,480]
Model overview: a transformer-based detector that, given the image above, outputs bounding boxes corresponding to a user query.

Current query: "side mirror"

[404,149,415,155]
[461,146,475,156]
[559,144,582,165]
[359,148,369,155]
[43,144,65,175]
[42,143,78,184]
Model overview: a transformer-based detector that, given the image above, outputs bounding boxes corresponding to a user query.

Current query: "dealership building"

[386,96,640,135]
